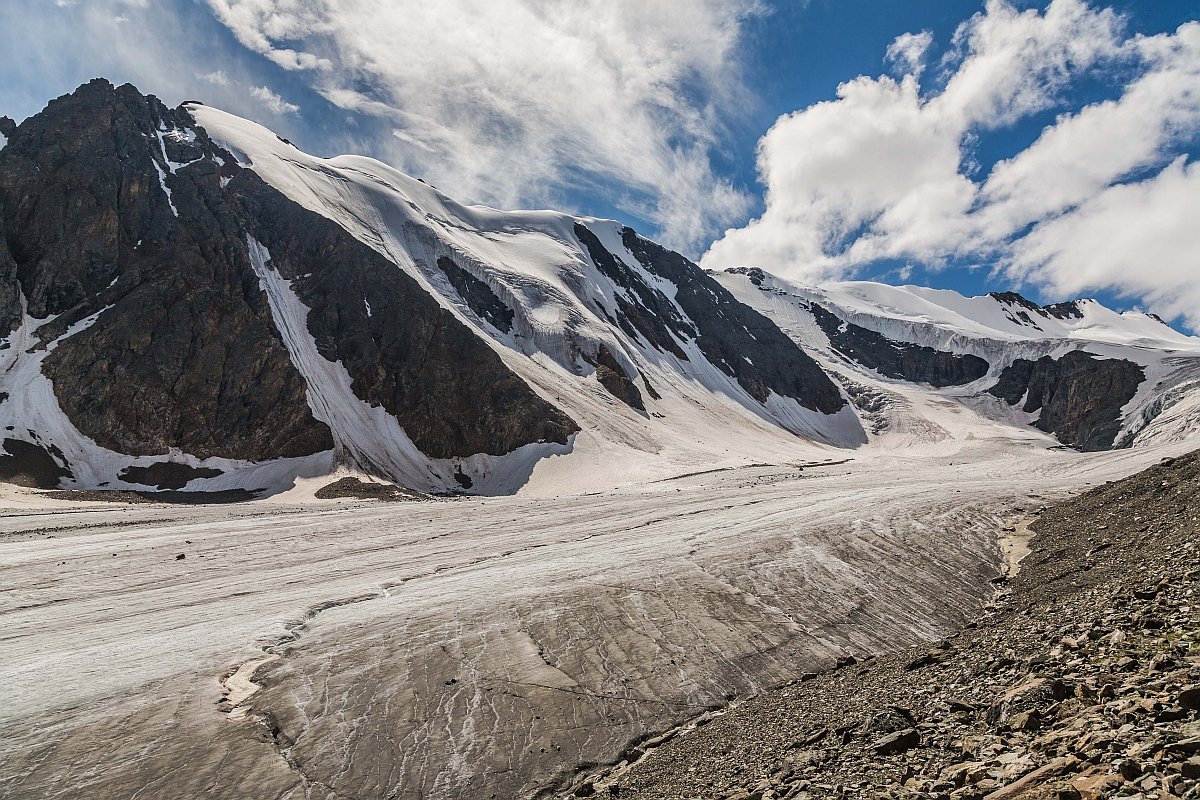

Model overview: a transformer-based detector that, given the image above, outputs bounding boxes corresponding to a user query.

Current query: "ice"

[0,438,1189,799]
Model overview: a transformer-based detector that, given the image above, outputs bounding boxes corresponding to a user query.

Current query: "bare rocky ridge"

[989,351,1146,451]
[809,303,990,388]
[602,451,1200,800]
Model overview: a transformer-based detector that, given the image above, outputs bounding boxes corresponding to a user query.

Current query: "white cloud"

[1009,158,1200,329]
[201,70,230,87]
[885,31,933,77]
[249,85,299,115]
[976,21,1200,240]
[201,0,761,252]
[704,0,1200,326]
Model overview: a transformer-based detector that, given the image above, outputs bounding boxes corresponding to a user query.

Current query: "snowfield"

[1,437,1190,799]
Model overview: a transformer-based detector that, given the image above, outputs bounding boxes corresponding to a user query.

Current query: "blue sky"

[2,1,1198,328]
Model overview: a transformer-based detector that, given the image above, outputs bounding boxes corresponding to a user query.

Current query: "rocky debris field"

[589,451,1200,800]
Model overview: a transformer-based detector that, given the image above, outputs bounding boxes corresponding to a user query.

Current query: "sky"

[2,0,1198,329]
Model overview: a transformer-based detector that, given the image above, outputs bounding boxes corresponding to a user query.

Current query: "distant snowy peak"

[726,268,1197,351]
[721,267,1200,452]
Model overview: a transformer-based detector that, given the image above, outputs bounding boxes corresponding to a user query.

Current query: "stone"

[1177,684,1200,711]
[873,728,920,755]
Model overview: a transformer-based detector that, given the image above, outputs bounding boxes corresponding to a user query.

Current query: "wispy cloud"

[250,84,298,115]
[885,31,933,77]
[201,0,762,253]
[201,70,230,87]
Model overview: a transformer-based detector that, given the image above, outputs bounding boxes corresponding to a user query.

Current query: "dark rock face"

[988,350,1145,450]
[725,266,767,286]
[0,79,333,461]
[435,255,514,333]
[0,438,73,488]
[235,179,577,459]
[1043,301,1084,320]
[574,223,692,361]
[313,477,426,502]
[988,291,1048,330]
[0,79,577,475]
[589,345,645,411]
[611,227,846,414]
[0,212,21,337]
[811,304,990,388]
[118,462,223,490]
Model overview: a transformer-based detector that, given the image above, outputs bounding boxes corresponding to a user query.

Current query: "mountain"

[719,269,1200,451]
[0,80,860,497]
[0,80,1197,498]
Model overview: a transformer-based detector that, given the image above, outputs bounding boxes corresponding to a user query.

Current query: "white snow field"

[0,436,1190,800]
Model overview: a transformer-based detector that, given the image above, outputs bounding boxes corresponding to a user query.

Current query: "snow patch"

[151,160,178,218]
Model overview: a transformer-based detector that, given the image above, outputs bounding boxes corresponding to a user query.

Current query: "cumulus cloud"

[703,0,1200,326]
[885,31,933,77]
[201,0,760,252]
[1009,158,1200,329]
[250,85,299,115]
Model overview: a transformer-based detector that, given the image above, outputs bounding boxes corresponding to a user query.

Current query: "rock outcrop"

[989,351,1145,451]
[435,255,515,334]
[617,229,846,414]
[811,303,990,388]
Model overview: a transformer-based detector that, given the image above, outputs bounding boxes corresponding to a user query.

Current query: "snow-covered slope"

[181,105,864,491]
[719,269,1200,452]
[0,81,863,499]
